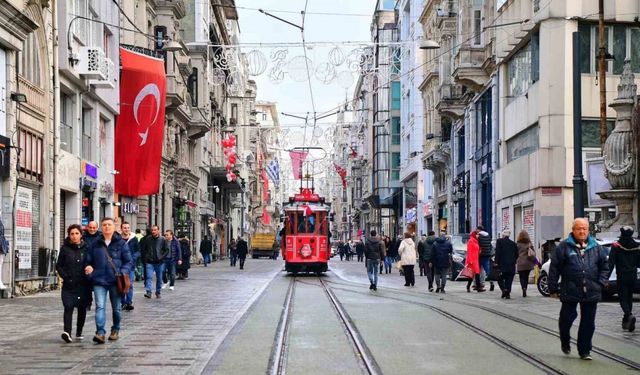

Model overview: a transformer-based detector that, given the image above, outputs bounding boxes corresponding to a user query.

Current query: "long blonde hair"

[516,230,530,244]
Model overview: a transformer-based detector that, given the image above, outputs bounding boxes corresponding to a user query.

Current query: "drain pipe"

[52,0,61,255]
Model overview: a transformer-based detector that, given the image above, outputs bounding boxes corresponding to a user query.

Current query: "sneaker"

[128,305,134,311]
[372,284,377,291]
[161,283,168,289]
[93,335,105,344]
[75,335,84,340]
[429,288,434,292]
[580,354,592,360]
[156,293,161,299]
[561,344,571,355]
[629,315,636,332]
[61,332,72,343]
[489,283,495,291]
[369,284,373,290]
[144,292,152,299]
[108,331,119,341]
[169,286,174,291]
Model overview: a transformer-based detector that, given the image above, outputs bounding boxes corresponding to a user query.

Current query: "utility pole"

[598,0,607,150]
[573,32,585,219]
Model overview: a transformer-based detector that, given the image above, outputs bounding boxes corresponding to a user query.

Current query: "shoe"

[629,315,636,332]
[440,288,445,293]
[169,286,174,291]
[156,293,161,299]
[429,288,434,292]
[144,292,152,299]
[580,354,592,360]
[523,290,527,298]
[127,305,134,311]
[490,283,495,291]
[61,332,72,343]
[501,291,506,299]
[161,283,168,289]
[561,344,571,355]
[404,284,410,287]
[435,287,440,293]
[93,335,105,344]
[373,284,377,291]
[505,294,511,299]
[477,288,486,293]
[108,331,119,341]
[369,284,373,290]
[466,285,471,293]
[75,335,84,340]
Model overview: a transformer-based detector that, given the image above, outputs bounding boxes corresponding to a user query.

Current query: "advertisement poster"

[15,187,32,270]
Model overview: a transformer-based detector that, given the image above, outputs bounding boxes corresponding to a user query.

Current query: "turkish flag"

[115,48,166,196]
[289,150,308,180]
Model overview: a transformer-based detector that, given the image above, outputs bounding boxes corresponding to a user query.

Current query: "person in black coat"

[199,236,213,266]
[236,237,248,269]
[177,236,191,279]
[56,224,92,343]
[494,230,518,299]
[549,218,608,360]
[608,226,640,332]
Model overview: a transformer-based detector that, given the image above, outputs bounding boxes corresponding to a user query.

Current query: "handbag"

[527,246,536,259]
[457,265,475,280]
[102,247,131,296]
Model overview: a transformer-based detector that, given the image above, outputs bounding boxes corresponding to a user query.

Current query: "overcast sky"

[236,0,377,148]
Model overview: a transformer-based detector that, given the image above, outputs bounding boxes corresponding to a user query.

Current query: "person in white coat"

[398,232,417,287]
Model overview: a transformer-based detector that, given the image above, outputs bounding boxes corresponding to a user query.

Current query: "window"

[17,127,44,182]
[391,152,401,180]
[19,32,41,85]
[506,124,539,163]
[82,108,92,160]
[231,103,238,124]
[582,119,614,148]
[579,23,640,74]
[60,94,73,153]
[391,82,401,109]
[472,9,483,46]
[456,127,465,169]
[391,117,400,145]
[391,48,401,75]
[187,68,198,107]
[441,117,452,142]
[475,91,491,147]
[507,35,539,96]
[71,0,89,45]
[262,113,267,121]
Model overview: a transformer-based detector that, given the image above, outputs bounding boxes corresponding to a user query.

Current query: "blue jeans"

[165,261,176,286]
[145,263,165,294]
[93,285,121,336]
[366,259,380,286]
[121,270,135,305]
[479,256,492,283]
[384,256,394,272]
[203,254,211,266]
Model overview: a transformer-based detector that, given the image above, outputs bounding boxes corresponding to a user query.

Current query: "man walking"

[199,235,213,266]
[422,231,437,291]
[355,240,365,262]
[83,218,132,344]
[83,221,101,249]
[120,222,140,311]
[236,236,248,270]
[141,225,169,298]
[364,230,385,291]
[549,218,608,360]
[494,230,518,299]
[163,230,182,291]
[477,227,495,291]
[432,234,453,293]
[608,226,640,332]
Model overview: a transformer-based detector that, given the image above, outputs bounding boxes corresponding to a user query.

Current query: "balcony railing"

[18,75,46,114]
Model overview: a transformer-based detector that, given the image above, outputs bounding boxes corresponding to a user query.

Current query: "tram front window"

[296,212,316,233]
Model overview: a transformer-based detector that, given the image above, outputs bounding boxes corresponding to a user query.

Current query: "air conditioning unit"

[77,47,108,80]
[89,57,115,88]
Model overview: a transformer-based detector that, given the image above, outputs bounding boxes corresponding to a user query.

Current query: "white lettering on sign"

[122,202,139,214]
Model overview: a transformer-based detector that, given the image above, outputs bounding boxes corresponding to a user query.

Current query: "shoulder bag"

[102,247,131,296]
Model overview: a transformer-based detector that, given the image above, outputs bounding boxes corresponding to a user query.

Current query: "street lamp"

[419,40,440,50]
[425,133,445,140]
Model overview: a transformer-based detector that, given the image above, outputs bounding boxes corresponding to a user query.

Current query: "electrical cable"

[111,0,150,39]
[300,0,316,147]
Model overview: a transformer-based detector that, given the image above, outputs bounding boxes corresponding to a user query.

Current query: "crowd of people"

[358,219,639,361]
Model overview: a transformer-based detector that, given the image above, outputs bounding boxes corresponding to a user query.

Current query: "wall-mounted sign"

[0,135,10,177]
[82,161,98,179]
[122,202,139,214]
[541,187,562,196]
[15,187,32,270]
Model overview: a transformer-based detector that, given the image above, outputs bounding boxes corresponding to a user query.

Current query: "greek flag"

[266,158,280,186]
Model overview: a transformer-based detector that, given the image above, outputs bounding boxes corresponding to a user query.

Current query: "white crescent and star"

[133,83,161,146]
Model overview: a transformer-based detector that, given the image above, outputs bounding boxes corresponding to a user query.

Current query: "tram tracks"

[326,279,640,373]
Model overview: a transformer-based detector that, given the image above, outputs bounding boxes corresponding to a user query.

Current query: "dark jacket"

[355,242,365,255]
[84,233,133,287]
[387,239,400,258]
[478,231,493,257]
[142,234,170,264]
[123,235,140,265]
[364,236,385,261]
[494,237,518,273]
[178,239,191,270]
[56,238,90,290]
[168,238,182,263]
[83,230,102,249]
[548,234,609,303]
[432,236,453,269]
[420,235,436,262]
[608,240,640,280]
[199,239,213,255]
[237,239,248,259]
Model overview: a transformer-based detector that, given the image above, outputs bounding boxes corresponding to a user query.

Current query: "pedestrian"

[355,240,365,262]
[515,230,536,297]
[422,231,437,291]
[133,229,144,281]
[549,218,608,360]
[466,230,483,292]
[199,235,213,267]
[381,235,390,274]
[177,236,191,279]
[608,226,640,332]
[56,224,92,343]
[418,234,426,276]
[272,239,280,260]
[477,227,495,291]
[432,234,453,293]
[365,230,385,291]
[236,236,248,269]
[344,241,352,261]
[385,236,400,274]
[83,217,133,344]
[494,230,518,299]
[338,241,344,261]
[163,230,182,291]
[398,232,417,287]
[229,238,238,266]
[83,221,102,249]
[141,225,169,299]
[120,222,140,311]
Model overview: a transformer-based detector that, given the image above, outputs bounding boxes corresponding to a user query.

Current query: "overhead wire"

[300,0,317,147]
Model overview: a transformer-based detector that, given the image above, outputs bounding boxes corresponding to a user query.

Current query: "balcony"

[435,83,466,120]
[166,75,186,108]
[187,107,212,140]
[422,139,451,173]
[452,40,494,93]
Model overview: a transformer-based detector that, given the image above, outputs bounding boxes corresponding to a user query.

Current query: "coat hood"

[565,233,598,251]
[435,236,448,244]
[402,238,414,246]
[368,236,380,244]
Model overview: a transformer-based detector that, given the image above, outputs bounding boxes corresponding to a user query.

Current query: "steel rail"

[268,276,296,375]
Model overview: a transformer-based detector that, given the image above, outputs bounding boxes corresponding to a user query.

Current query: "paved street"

[2,258,640,375]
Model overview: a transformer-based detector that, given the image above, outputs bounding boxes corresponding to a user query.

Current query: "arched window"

[19,32,41,85]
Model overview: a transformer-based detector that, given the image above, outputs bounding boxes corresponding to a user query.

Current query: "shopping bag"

[456,266,475,280]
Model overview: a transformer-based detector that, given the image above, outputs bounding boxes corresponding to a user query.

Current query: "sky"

[236,0,377,150]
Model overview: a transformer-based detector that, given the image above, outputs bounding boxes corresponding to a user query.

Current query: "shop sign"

[82,161,98,179]
[0,135,10,177]
[15,187,32,269]
[122,202,139,214]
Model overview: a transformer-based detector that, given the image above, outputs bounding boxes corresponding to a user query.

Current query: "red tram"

[280,188,331,274]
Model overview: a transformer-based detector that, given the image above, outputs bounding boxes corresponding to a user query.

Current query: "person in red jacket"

[466,230,483,292]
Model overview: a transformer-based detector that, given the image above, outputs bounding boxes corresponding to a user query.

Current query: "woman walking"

[56,224,91,343]
[466,231,483,292]
[516,230,536,297]
[398,232,417,287]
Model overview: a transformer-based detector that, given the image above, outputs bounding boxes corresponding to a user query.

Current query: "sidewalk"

[0,259,283,374]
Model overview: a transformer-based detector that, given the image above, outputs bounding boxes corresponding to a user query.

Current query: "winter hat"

[620,226,634,238]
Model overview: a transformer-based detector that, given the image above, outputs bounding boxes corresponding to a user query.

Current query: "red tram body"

[281,188,331,274]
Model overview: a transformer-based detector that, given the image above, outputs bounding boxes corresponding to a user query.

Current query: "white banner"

[15,187,32,270]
